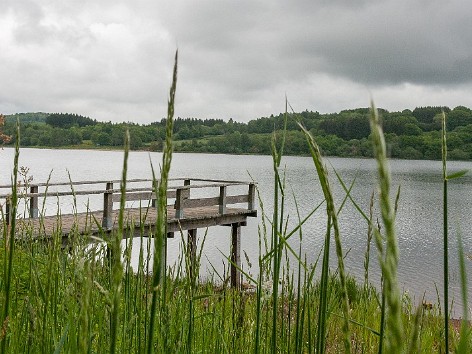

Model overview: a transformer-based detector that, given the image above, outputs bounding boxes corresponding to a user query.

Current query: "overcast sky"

[1,0,471,123]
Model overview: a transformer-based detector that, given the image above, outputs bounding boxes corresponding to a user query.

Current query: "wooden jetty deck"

[0,178,257,288]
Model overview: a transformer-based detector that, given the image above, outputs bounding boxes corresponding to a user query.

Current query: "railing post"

[219,185,227,214]
[102,182,113,229]
[183,179,191,199]
[175,188,184,218]
[29,185,39,218]
[248,183,255,210]
[230,222,241,289]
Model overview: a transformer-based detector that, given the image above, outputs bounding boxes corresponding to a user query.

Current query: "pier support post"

[230,222,241,289]
[188,229,197,281]
[30,185,39,218]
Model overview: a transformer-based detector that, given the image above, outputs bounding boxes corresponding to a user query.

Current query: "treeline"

[3,106,472,160]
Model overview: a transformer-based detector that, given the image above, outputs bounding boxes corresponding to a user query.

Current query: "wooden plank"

[227,194,249,204]
[181,196,219,208]
[0,178,155,189]
[219,186,226,214]
[0,177,259,242]
[231,223,241,289]
[248,183,256,210]
[179,194,248,209]
[1,205,257,241]
[167,211,252,233]
[29,185,39,218]
[112,192,154,203]
[174,189,184,218]
[0,186,176,200]
[180,177,254,185]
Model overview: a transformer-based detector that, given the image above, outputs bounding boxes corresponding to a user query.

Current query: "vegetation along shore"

[3,105,472,160]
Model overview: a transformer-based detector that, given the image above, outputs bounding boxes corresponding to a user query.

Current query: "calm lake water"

[1,148,471,317]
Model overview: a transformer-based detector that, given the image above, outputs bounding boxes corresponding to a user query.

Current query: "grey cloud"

[163,0,472,87]
[1,0,472,122]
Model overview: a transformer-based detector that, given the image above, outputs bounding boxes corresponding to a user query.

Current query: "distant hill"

[3,106,472,160]
[5,112,49,124]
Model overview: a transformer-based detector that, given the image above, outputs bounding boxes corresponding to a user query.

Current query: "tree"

[412,106,450,124]
[383,114,420,135]
[46,113,97,128]
[0,114,11,145]
[447,106,472,131]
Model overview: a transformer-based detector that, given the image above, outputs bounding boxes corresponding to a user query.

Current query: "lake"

[1,147,471,317]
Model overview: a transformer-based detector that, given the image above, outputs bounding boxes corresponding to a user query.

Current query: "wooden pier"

[0,178,257,288]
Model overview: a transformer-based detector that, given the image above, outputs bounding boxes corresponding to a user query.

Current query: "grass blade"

[369,102,404,353]
[147,49,178,354]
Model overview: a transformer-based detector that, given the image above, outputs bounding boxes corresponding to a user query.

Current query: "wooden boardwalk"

[0,178,257,288]
[12,205,256,241]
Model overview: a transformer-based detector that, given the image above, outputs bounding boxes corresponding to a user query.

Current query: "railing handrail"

[0,181,255,199]
[0,177,255,191]
[0,178,159,189]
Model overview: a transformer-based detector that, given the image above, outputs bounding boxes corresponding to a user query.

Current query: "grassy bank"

[0,238,453,353]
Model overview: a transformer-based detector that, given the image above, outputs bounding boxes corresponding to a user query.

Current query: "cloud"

[1,0,471,123]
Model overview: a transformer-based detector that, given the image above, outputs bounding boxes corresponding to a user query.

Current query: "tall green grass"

[1,123,19,354]
[1,63,471,352]
[369,102,404,353]
[298,121,351,353]
[147,49,178,354]
[440,111,469,353]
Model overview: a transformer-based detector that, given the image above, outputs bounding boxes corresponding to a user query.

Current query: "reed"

[298,122,351,353]
[268,98,288,354]
[440,111,469,352]
[442,110,450,352]
[457,231,470,353]
[1,122,19,354]
[109,129,129,354]
[369,102,404,353]
[147,49,178,354]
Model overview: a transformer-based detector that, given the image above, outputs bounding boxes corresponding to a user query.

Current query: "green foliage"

[412,106,450,124]
[4,105,472,160]
[4,112,49,124]
[46,113,97,128]
[447,106,472,131]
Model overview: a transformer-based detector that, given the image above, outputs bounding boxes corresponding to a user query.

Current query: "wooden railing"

[0,178,257,228]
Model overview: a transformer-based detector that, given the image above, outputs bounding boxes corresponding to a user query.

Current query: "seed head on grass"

[147,49,178,354]
[109,129,129,354]
[369,102,404,353]
[298,121,351,354]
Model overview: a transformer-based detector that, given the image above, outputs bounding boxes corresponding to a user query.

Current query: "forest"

[2,105,472,160]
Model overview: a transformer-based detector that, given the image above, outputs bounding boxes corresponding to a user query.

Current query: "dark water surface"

[1,148,471,317]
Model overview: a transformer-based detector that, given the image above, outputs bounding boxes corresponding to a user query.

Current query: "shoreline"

[0,145,458,162]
